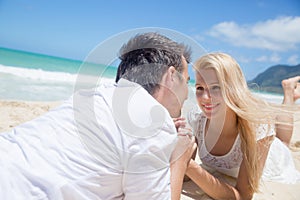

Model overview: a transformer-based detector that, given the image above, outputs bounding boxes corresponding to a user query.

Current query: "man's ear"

[160,66,176,89]
[167,66,176,81]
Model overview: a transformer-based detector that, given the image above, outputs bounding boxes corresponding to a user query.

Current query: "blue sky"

[0,0,299,80]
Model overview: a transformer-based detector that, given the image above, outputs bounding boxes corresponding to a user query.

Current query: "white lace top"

[187,106,276,178]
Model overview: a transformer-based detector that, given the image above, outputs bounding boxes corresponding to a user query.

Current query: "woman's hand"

[171,117,194,165]
[173,117,187,132]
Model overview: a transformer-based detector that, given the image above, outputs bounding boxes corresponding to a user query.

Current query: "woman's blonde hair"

[193,52,295,193]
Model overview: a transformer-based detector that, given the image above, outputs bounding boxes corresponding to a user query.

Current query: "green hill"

[248,64,300,94]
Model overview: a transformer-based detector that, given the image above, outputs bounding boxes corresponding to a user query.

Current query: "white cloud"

[206,16,300,51]
[270,53,281,63]
[255,54,281,63]
[256,55,268,62]
[287,54,299,65]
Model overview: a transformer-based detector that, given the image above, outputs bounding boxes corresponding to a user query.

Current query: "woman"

[185,52,300,199]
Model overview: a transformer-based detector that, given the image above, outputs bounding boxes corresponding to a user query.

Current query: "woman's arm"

[186,136,273,200]
[186,160,242,200]
[170,135,197,200]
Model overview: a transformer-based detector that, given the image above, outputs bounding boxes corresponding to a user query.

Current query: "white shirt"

[0,79,177,199]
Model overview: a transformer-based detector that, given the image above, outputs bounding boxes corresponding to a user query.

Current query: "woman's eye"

[196,86,204,91]
[211,85,220,90]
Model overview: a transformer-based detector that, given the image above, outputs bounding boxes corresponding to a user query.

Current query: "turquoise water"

[0,47,118,101]
[0,47,83,73]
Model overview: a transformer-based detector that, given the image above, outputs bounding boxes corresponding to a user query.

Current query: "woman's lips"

[202,103,219,111]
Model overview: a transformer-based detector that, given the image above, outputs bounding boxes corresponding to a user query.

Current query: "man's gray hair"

[116,32,191,95]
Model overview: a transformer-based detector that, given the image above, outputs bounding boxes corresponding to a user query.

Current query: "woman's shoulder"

[255,123,276,141]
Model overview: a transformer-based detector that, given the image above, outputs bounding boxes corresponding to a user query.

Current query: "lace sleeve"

[256,124,276,141]
[186,105,202,132]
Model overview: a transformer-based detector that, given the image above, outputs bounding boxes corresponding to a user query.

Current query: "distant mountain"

[248,64,300,94]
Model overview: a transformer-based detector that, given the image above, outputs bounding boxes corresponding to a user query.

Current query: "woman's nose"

[202,89,211,99]
[197,89,211,100]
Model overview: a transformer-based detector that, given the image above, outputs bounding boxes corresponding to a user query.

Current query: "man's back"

[0,79,177,199]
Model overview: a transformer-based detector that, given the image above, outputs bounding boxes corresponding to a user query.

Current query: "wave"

[0,64,116,101]
[0,64,115,84]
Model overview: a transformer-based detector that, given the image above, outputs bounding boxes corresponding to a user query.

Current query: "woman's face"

[195,68,227,119]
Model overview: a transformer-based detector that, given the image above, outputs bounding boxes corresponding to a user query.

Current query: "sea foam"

[0,64,115,101]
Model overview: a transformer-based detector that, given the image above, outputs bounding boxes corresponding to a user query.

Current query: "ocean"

[0,47,117,101]
[0,47,285,104]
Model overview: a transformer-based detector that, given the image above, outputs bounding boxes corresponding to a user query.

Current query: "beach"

[1,99,300,200]
[1,47,300,199]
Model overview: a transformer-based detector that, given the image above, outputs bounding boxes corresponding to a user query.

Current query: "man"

[0,32,195,199]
